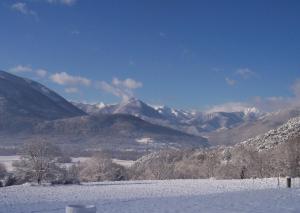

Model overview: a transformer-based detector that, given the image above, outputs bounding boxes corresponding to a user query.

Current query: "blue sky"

[1,0,300,111]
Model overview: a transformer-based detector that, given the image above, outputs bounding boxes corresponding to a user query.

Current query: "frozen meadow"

[1,178,300,213]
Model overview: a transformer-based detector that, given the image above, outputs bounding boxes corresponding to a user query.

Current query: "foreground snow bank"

[1,178,300,213]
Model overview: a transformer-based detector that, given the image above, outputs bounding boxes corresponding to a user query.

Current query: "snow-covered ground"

[1,178,300,213]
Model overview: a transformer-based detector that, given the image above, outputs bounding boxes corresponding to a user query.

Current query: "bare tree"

[285,137,300,177]
[203,150,220,178]
[13,139,61,184]
[0,163,6,179]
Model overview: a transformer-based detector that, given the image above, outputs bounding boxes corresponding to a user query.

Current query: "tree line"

[0,136,299,187]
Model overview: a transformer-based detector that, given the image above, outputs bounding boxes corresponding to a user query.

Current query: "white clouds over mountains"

[225,67,257,86]
[112,77,143,89]
[210,79,300,113]
[8,65,143,100]
[97,78,143,102]
[9,65,32,73]
[9,65,48,79]
[49,72,91,86]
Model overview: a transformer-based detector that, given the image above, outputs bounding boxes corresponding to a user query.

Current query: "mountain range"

[74,99,300,148]
[0,70,208,154]
[1,70,300,157]
[73,99,263,136]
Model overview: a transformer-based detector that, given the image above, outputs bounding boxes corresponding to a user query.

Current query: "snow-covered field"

[1,178,300,213]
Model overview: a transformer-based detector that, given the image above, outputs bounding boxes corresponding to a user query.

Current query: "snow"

[171,108,178,116]
[243,116,300,150]
[1,178,300,213]
[136,137,154,145]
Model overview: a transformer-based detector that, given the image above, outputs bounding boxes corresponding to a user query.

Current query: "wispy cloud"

[225,77,236,86]
[209,79,300,113]
[46,0,77,6]
[97,78,143,102]
[35,69,48,78]
[206,102,252,113]
[11,2,37,16]
[9,65,32,73]
[50,72,91,86]
[9,65,48,78]
[236,68,257,79]
[291,79,300,98]
[64,87,79,94]
[112,77,142,89]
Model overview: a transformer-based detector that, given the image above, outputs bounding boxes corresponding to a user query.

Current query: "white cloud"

[236,68,256,79]
[9,65,48,78]
[46,0,77,6]
[64,87,79,94]
[50,72,91,86]
[9,65,32,73]
[112,78,143,89]
[206,102,252,113]
[291,79,300,98]
[11,2,37,16]
[35,69,48,78]
[97,78,143,102]
[208,79,300,113]
[225,77,236,86]
[255,79,300,111]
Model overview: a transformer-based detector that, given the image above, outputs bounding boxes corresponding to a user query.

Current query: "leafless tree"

[203,150,220,178]
[0,163,6,179]
[284,136,300,177]
[13,139,61,184]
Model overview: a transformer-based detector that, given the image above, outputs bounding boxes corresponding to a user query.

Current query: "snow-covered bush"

[79,154,128,182]
[2,174,17,187]
[51,165,80,185]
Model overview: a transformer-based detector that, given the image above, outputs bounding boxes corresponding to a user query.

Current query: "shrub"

[3,174,17,187]
[57,155,72,163]
[51,165,80,185]
[79,154,128,182]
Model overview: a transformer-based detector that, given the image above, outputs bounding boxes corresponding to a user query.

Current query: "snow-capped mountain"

[0,70,208,154]
[207,106,300,146]
[74,98,264,136]
[151,105,195,122]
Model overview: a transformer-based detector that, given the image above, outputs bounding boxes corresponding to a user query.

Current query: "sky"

[1,0,300,111]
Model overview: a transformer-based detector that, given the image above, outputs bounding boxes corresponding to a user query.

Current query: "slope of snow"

[243,116,300,150]
[1,178,300,213]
